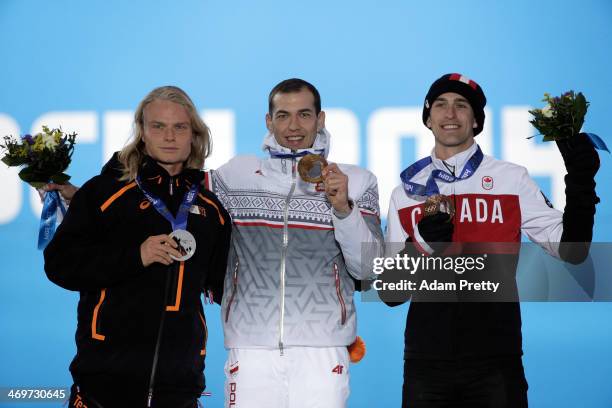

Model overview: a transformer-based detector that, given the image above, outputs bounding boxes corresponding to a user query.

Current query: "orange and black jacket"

[43,155,231,401]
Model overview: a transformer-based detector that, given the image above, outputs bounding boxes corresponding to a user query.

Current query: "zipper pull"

[169,177,174,196]
[279,341,284,356]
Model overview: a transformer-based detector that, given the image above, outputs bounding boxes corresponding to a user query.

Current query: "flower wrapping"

[1,126,77,249]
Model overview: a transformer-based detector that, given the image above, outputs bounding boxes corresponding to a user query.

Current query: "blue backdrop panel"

[1,1,611,406]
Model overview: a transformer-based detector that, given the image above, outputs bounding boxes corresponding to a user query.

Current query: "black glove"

[556,133,600,263]
[417,213,454,253]
[556,132,600,178]
[556,133,600,204]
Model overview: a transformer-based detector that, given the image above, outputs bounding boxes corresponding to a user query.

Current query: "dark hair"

[268,78,321,114]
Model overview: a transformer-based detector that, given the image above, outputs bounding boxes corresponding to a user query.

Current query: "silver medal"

[169,229,196,261]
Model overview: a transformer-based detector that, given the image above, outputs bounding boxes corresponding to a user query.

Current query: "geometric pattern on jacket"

[209,130,384,349]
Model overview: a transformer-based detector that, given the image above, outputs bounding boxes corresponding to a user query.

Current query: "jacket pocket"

[225,261,239,323]
[333,263,347,325]
[91,289,107,341]
[199,312,208,356]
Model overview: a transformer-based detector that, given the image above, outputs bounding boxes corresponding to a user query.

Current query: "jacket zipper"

[225,261,239,322]
[279,158,297,355]
[147,262,175,407]
[145,174,183,405]
[333,263,347,325]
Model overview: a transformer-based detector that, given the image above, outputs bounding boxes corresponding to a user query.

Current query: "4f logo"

[332,364,344,375]
[229,362,239,378]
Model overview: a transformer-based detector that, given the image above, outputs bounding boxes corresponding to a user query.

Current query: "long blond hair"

[118,86,211,181]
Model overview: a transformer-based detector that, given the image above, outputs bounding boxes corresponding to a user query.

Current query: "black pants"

[68,384,199,408]
[402,357,528,408]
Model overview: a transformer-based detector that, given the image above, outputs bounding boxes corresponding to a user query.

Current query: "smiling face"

[426,92,478,159]
[265,87,325,150]
[141,99,193,175]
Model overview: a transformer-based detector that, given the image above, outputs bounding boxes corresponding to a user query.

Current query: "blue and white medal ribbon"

[400,145,484,197]
[37,190,67,250]
[135,176,199,261]
[585,133,609,153]
[268,148,325,159]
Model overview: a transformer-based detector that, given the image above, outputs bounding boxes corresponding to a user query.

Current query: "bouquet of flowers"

[1,126,77,249]
[529,91,608,152]
[528,91,588,141]
[1,125,76,188]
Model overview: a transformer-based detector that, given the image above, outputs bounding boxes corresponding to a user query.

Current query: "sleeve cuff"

[332,199,354,220]
[332,199,357,221]
[412,224,435,255]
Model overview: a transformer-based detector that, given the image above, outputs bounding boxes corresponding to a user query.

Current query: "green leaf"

[573,92,588,133]
[18,166,37,183]
[2,155,27,166]
[18,166,49,185]
[575,92,588,117]
[50,173,71,184]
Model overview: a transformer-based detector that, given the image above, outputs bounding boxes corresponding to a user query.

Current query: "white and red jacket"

[385,142,565,359]
[386,142,563,254]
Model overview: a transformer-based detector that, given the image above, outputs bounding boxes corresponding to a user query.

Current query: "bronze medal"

[298,154,328,183]
[423,194,455,219]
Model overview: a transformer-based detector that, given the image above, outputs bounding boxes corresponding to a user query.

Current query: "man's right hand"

[417,213,454,244]
[140,234,183,267]
[38,182,79,204]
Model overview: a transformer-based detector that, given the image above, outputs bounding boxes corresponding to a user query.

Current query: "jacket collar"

[261,128,331,159]
[99,152,203,185]
[138,155,203,184]
[430,141,479,174]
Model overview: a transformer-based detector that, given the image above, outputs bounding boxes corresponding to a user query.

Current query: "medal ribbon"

[400,145,484,197]
[37,190,67,250]
[135,175,198,231]
[585,133,610,153]
[268,148,325,159]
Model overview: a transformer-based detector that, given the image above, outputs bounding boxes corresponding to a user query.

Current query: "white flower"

[41,132,58,149]
[541,104,553,118]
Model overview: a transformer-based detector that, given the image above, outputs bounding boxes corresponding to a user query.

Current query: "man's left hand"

[322,163,351,214]
[556,133,600,177]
